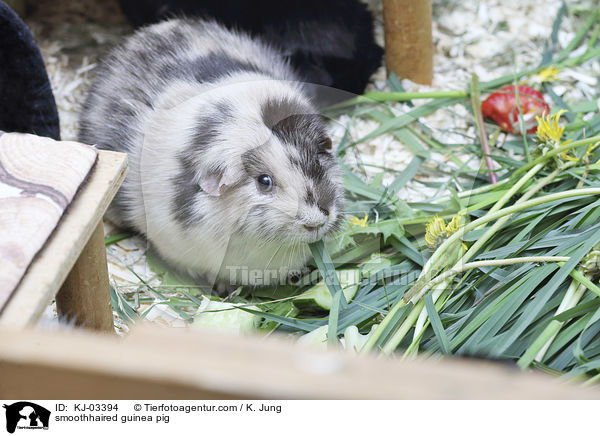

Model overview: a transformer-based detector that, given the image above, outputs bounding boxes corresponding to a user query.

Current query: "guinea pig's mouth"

[303,229,322,243]
[291,212,341,244]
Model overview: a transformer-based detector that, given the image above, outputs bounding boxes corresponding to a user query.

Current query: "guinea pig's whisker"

[284,237,297,271]
[298,243,308,266]
[264,240,286,271]
[289,237,305,271]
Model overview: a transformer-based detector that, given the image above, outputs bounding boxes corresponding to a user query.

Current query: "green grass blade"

[425,293,451,354]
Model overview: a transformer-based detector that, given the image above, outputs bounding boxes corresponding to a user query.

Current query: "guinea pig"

[116,0,384,103]
[78,19,345,292]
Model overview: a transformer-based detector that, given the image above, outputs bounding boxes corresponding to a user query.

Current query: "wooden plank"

[0,325,598,399]
[0,150,128,328]
[56,222,114,332]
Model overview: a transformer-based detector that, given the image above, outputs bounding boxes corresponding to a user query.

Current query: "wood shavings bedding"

[342,0,599,198]
[26,0,599,328]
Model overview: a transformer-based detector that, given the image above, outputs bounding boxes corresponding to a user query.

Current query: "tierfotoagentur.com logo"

[3,402,50,434]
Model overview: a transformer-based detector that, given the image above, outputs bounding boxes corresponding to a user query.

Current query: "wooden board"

[0,325,598,399]
[0,150,127,328]
[0,133,98,307]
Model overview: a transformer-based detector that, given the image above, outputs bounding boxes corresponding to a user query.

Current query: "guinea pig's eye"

[256,174,274,193]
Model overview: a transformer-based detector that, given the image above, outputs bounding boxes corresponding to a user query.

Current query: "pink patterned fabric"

[0,133,97,309]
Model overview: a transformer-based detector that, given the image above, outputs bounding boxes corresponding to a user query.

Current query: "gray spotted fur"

[79,19,344,290]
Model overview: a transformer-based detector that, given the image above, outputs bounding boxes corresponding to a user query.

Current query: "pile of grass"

[108,6,600,380]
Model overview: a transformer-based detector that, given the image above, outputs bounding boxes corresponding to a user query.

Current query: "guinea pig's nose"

[302,208,328,232]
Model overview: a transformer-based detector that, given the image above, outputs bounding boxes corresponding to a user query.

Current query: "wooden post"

[56,221,114,332]
[383,0,433,85]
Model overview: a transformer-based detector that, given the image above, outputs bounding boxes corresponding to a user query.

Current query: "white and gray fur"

[79,19,344,290]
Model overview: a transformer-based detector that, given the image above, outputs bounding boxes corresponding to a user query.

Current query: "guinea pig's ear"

[199,166,238,197]
[319,136,333,151]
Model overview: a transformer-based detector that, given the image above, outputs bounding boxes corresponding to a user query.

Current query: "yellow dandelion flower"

[349,212,368,227]
[531,66,559,84]
[535,109,568,145]
[532,109,587,167]
[446,214,461,235]
[425,215,462,250]
[535,110,600,166]
[425,216,445,248]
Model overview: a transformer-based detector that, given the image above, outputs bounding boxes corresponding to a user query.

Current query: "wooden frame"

[1,325,598,399]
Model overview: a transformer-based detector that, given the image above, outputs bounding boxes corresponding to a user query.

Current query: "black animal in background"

[0,1,60,139]
[117,0,383,101]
